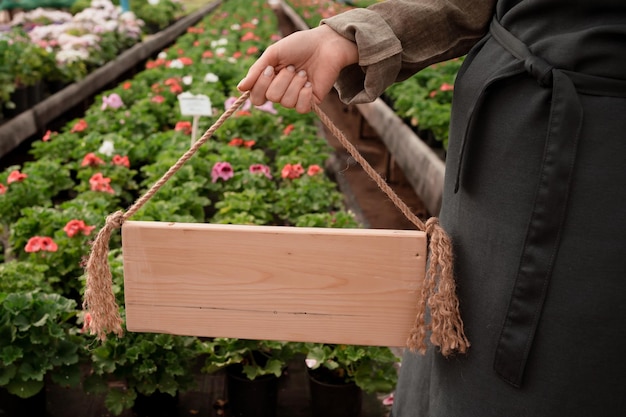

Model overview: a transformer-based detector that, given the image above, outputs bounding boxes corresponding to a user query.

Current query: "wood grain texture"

[122,221,426,346]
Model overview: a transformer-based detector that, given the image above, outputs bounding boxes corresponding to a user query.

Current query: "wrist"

[316,24,359,69]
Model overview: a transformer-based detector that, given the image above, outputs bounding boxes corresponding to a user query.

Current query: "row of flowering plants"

[1,0,398,414]
[0,0,183,118]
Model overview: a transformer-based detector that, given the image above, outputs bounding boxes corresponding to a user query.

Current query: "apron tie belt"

[453,17,626,388]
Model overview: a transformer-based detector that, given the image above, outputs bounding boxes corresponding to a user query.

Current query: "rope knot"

[106,210,125,229]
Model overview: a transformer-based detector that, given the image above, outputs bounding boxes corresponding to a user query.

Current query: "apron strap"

[489,17,583,388]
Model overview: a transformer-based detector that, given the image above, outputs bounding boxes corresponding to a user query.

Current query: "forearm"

[322,0,496,103]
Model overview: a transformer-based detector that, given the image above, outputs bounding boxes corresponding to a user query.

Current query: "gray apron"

[393,1,626,415]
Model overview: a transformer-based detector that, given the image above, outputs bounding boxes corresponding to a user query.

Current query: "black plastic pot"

[307,368,363,417]
[226,365,279,417]
[132,390,179,417]
[0,386,47,417]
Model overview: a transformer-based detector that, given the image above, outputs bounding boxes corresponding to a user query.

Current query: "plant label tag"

[178,93,212,116]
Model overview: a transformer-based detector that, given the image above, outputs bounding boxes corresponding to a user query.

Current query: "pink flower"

[81,153,105,167]
[246,46,259,55]
[224,97,251,111]
[7,170,27,184]
[42,130,54,142]
[101,93,124,110]
[64,219,96,238]
[71,119,88,133]
[151,95,165,104]
[0,183,6,194]
[255,100,278,115]
[307,165,323,176]
[89,173,115,194]
[175,121,192,135]
[112,155,130,168]
[281,163,304,179]
[439,82,454,91]
[211,162,234,183]
[249,164,272,179]
[382,393,394,407]
[25,236,58,253]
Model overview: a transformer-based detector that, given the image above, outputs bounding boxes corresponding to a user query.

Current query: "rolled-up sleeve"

[322,0,496,103]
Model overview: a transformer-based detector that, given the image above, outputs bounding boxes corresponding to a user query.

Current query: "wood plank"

[122,221,426,346]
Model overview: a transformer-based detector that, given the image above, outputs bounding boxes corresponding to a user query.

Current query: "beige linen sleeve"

[322,0,496,103]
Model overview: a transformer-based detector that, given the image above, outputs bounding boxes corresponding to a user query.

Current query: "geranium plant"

[199,338,299,381]
[303,343,399,394]
[0,291,82,399]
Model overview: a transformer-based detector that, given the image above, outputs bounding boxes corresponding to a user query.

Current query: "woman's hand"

[237,24,358,113]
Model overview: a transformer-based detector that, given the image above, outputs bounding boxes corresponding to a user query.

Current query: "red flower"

[177,48,184,55]
[179,57,193,66]
[429,90,437,98]
[193,41,200,47]
[240,32,258,41]
[0,183,6,194]
[228,138,244,147]
[122,82,132,90]
[307,164,323,176]
[89,173,115,194]
[246,46,259,55]
[151,83,163,93]
[151,95,165,104]
[164,77,180,86]
[283,124,295,135]
[42,130,54,142]
[202,50,214,59]
[81,312,92,333]
[232,51,242,59]
[112,155,130,168]
[81,152,105,167]
[175,121,192,135]
[241,22,256,29]
[236,110,251,117]
[439,82,454,91]
[170,84,183,94]
[244,140,255,148]
[25,236,58,253]
[71,119,88,133]
[7,170,27,184]
[64,219,96,238]
[281,163,305,179]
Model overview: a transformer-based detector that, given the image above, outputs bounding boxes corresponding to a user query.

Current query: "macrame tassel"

[83,211,125,340]
[406,218,470,356]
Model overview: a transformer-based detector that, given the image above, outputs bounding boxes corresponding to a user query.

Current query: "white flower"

[305,359,318,369]
[182,75,193,85]
[169,59,184,69]
[148,0,160,4]
[204,73,219,83]
[230,23,241,31]
[215,47,226,56]
[158,51,167,59]
[98,139,115,157]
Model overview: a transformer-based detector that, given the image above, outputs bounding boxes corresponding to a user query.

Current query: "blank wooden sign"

[122,221,426,347]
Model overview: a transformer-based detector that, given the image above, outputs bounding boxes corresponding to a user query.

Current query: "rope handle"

[83,92,469,356]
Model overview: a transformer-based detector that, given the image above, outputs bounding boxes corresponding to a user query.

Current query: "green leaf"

[6,378,44,399]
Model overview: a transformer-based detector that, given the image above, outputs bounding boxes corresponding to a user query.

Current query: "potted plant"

[199,338,299,417]
[303,343,399,417]
[0,291,83,417]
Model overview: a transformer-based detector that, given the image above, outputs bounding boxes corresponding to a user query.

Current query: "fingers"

[240,64,313,111]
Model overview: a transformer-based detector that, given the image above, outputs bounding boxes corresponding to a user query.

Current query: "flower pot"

[307,368,363,417]
[226,365,279,417]
[26,82,43,108]
[132,390,179,417]
[5,86,29,118]
[0,386,47,417]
